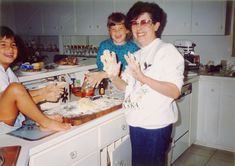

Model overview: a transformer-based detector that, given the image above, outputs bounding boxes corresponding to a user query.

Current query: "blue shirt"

[96,39,139,71]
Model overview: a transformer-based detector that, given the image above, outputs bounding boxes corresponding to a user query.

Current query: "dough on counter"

[77,98,97,111]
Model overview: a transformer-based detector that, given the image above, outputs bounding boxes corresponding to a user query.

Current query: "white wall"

[162,35,234,65]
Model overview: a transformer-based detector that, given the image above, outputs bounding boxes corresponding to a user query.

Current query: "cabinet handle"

[121,124,127,131]
[69,151,78,159]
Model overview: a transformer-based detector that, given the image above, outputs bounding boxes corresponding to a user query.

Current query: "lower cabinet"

[99,115,129,148]
[72,152,100,166]
[197,76,235,152]
[99,115,130,166]
[29,113,130,166]
[100,135,132,166]
[29,128,99,166]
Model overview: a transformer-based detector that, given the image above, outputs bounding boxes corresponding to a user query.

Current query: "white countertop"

[17,57,97,82]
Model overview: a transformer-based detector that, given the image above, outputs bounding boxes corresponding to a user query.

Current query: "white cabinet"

[161,0,226,35]
[29,129,99,166]
[42,0,75,35]
[75,0,113,35]
[110,136,132,166]
[189,80,199,145]
[71,152,99,166]
[99,115,129,148]
[10,0,227,36]
[197,78,220,145]
[217,79,235,151]
[100,135,132,166]
[191,1,226,35]
[161,0,191,35]
[99,115,130,166]
[14,1,43,35]
[113,0,138,14]
[197,76,235,152]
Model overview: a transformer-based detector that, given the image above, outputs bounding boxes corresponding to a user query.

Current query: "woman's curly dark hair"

[125,1,166,37]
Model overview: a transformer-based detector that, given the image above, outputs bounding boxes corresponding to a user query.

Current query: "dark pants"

[130,125,172,166]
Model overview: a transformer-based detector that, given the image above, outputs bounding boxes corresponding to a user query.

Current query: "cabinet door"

[111,135,132,166]
[76,0,94,35]
[72,151,99,166]
[191,1,226,35]
[76,0,113,35]
[99,115,129,148]
[217,80,235,151]
[161,0,191,35]
[114,0,137,14]
[29,129,98,166]
[42,0,75,35]
[93,0,114,35]
[189,80,199,145]
[14,1,43,35]
[197,79,220,145]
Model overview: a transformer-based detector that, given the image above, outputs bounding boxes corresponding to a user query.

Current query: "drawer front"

[99,115,129,148]
[29,128,98,166]
[72,151,99,166]
[171,132,190,163]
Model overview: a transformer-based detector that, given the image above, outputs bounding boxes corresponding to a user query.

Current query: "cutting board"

[63,104,122,126]
[0,145,21,166]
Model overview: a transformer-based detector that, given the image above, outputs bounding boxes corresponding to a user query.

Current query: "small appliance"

[174,40,200,71]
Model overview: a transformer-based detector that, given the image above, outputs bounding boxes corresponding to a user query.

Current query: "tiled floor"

[172,144,235,166]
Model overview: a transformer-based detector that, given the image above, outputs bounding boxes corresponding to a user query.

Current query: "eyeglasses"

[131,19,152,27]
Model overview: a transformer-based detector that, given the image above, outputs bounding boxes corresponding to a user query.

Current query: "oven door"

[170,83,192,164]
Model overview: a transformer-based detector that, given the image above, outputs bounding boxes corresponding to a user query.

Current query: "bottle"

[99,81,105,95]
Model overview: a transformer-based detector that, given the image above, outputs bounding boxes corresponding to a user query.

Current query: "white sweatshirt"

[123,38,184,129]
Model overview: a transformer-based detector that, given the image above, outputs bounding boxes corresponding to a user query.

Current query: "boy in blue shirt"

[87,12,139,87]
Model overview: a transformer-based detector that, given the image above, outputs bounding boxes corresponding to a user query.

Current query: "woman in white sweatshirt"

[101,1,184,165]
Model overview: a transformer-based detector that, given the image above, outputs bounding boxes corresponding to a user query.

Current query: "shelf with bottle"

[63,44,98,57]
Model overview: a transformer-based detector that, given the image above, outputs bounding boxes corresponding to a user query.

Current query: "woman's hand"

[125,53,145,84]
[101,50,121,78]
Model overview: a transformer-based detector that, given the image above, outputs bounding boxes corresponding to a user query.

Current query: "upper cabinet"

[191,1,226,35]
[42,0,76,35]
[162,0,226,35]
[9,0,227,36]
[161,0,192,35]
[75,0,114,35]
[14,1,43,35]
[113,0,138,14]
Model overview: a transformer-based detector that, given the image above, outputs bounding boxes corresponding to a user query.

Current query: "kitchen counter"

[0,108,126,166]
[17,57,97,82]
[2,65,234,165]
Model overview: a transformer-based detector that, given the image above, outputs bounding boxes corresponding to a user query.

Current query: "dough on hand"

[101,50,116,72]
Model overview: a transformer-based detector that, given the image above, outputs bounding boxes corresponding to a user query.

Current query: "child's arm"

[28,84,64,103]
